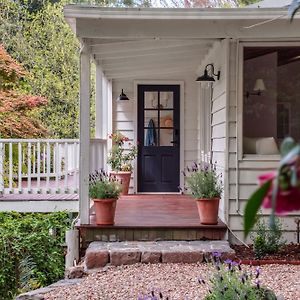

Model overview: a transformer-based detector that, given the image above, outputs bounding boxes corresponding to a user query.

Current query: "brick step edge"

[84,245,236,270]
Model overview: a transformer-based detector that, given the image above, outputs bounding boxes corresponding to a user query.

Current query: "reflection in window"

[243,46,300,155]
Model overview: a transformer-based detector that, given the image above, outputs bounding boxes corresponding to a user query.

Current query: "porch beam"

[104,61,199,77]
[105,65,197,79]
[79,46,91,225]
[76,19,300,40]
[100,54,202,71]
[90,39,214,54]
[95,45,210,61]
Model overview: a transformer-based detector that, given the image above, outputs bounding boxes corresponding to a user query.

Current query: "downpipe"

[65,215,80,269]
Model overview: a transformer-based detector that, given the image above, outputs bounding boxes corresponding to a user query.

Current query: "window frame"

[238,41,300,161]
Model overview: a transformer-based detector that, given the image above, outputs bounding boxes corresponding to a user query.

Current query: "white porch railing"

[0,138,107,195]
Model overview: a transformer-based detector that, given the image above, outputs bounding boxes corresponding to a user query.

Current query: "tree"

[0,0,80,138]
[0,45,47,138]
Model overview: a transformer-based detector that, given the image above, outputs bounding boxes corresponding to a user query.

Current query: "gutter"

[63,6,296,20]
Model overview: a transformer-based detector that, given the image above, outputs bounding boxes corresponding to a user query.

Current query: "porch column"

[79,46,91,225]
[95,64,106,139]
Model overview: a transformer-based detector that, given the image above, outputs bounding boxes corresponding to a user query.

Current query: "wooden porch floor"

[81,194,224,228]
[77,195,227,246]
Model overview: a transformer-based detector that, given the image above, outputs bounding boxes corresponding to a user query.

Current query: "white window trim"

[238,41,300,161]
[133,80,185,194]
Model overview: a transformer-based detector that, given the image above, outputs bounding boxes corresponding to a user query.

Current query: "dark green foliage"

[252,217,286,259]
[0,212,72,299]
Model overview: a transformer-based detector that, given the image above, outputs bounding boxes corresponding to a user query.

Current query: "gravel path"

[44,263,300,300]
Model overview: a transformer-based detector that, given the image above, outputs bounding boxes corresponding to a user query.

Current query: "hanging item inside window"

[145,118,157,146]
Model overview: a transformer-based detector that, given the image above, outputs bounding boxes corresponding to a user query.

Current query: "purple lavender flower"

[212,251,221,258]
[256,279,261,289]
[256,266,261,278]
[224,258,232,264]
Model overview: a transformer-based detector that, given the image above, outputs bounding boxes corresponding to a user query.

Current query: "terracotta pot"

[110,171,131,195]
[195,197,219,225]
[93,198,117,225]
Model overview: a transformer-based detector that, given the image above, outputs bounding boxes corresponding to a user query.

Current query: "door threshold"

[136,192,181,195]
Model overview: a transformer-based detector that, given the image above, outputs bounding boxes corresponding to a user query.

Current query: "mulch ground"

[232,243,300,262]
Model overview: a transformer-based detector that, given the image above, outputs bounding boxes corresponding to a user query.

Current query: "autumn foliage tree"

[0,45,48,138]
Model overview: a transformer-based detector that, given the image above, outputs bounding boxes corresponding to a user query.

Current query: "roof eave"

[63,6,296,20]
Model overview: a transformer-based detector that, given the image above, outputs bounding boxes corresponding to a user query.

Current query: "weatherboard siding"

[227,41,298,244]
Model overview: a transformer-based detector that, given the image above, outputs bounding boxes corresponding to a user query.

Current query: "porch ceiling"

[88,38,215,79]
[64,6,300,79]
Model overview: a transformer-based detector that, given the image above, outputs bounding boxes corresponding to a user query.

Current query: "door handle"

[170,140,178,144]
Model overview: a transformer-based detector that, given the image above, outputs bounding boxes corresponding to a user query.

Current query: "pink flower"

[259,172,300,214]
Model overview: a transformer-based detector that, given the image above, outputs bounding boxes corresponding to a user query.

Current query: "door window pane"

[160,91,173,109]
[160,129,174,146]
[160,111,173,128]
[145,110,158,127]
[145,92,158,109]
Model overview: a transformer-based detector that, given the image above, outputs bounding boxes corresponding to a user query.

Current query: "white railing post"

[27,142,32,193]
[18,143,22,193]
[0,142,4,194]
[37,142,41,192]
[46,142,51,193]
[9,143,13,192]
[64,142,68,192]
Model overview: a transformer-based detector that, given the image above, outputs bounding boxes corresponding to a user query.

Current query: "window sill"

[242,154,281,161]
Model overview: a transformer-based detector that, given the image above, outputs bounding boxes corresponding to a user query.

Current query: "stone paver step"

[84,240,235,270]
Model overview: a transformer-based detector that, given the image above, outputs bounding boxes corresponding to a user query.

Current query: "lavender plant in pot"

[89,170,122,225]
[185,163,223,225]
[107,131,138,195]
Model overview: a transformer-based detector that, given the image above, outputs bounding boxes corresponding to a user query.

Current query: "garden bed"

[232,243,300,265]
[42,263,299,300]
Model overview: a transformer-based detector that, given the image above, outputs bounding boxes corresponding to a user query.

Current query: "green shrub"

[252,217,286,259]
[185,164,223,199]
[0,211,72,299]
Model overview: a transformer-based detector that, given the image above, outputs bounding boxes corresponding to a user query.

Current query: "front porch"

[77,194,227,248]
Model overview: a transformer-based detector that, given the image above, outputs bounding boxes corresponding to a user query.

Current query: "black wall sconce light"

[117,89,130,101]
[196,63,221,82]
[245,79,266,98]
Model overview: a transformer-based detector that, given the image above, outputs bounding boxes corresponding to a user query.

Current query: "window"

[243,46,300,155]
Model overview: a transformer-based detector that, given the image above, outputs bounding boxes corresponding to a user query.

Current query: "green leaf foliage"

[252,217,286,259]
[0,211,72,300]
[244,179,272,238]
[186,168,223,199]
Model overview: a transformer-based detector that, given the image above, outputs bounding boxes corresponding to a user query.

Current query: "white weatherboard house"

[64,3,300,243]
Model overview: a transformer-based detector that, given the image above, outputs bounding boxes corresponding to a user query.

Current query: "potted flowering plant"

[89,170,122,225]
[107,131,138,195]
[184,163,223,225]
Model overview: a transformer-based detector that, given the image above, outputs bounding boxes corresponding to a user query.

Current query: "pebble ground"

[44,263,300,300]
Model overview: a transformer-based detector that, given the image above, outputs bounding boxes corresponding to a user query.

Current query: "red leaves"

[0,45,48,138]
[0,44,27,84]
[0,91,47,113]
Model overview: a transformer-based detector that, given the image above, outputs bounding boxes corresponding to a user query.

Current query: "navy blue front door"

[137,85,180,192]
